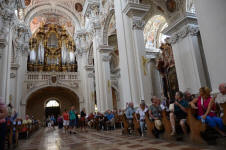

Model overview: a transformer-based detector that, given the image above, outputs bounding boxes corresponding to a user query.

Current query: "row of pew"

[5,121,40,149]
[121,103,226,145]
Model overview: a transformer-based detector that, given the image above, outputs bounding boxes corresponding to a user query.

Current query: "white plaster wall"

[195,0,226,93]
[172,35,205,94]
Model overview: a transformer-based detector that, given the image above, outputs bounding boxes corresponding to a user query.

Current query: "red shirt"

[63,112,69,120]
[197,96,216,117]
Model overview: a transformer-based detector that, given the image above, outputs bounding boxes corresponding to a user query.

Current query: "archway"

[45,99,60,121]
[26,86,79,121]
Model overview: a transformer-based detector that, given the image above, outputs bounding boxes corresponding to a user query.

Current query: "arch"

[22,84,81,105]
[25,86,80,121]
[103,9,115,45]
[144,15,168,49]
[24,3,81,31]
[45,98,60,108]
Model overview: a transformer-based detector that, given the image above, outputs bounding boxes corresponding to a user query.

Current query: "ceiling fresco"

[30,13,75,35]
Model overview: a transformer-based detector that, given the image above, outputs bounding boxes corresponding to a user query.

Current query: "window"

[46,100,60,107]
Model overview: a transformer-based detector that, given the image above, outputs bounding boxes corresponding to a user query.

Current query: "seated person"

[106,110,115,130]
[170,91,188,136]
[190,87,226,136]
[149,96,163,137]
[215,83,226,118]
[125,102,135,130]
[135,100,148,136]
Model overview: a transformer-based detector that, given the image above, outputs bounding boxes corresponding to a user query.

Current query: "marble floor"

[16,128,218,150]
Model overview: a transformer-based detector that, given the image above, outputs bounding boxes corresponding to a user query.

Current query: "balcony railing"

[25,72,79,81]
[126,0,140,4]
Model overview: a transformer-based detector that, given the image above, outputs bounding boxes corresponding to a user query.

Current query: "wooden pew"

[121,114,129,135]
[145,112,155,137]
[5,124,13,149]
[186,107,206,144]
[220,103,226,125]
[161,110,172,139]
[133,113,141,136]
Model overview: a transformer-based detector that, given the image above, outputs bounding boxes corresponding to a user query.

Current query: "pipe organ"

[27,24,77,72]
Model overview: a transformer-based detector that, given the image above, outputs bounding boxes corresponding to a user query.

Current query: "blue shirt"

[107,113,114,120]
[125,107,135,119]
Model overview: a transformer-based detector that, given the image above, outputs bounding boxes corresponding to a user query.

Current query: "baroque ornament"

[132,18,145,30]
[167,24,199,44]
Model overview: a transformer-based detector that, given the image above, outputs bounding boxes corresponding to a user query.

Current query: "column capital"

[83,0,100,18]
[0,39,7,49]
[123,1,150,18]
[132,17,145,30]
[75,29,91,54]
[163,13,199,44]
[98,45,114,54]
[85,65,94,71]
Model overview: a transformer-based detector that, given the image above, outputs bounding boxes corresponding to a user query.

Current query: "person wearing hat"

[149,96,163,138]
[135,100,148,136]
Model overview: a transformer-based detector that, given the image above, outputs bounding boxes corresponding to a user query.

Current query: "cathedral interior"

[0,0,226,150]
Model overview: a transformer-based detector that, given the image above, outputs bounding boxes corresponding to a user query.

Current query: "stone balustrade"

[25,72,79,81]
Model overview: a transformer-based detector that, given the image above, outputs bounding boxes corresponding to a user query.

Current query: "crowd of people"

[48,83,226,140]
[124,83,226,138]
[0,98,39,150]
[1,83,226,149]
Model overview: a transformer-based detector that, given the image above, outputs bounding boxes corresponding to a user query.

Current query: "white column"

[131,17,152,102]
[85,65,95,114]
[195,0,226,93]
[0,27,13,104]
[163,14,208,94]
[98,45,114,111]
[114,0,151,107]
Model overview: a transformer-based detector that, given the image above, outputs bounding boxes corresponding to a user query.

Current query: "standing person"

[69,106,76,134]
[0,97,8,150]
[135,100,148,136]
[80,108,87,132]
[63,109,69,133]
[125,102,135,132]
[57,114,63,129]
[47,116,51,128]
[50,115,55,129]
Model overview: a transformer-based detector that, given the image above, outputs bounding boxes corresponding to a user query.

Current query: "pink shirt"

[197,96,216,117]
[0,101,6,123]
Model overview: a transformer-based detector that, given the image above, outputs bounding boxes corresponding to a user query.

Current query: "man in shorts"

[63,109,69,133]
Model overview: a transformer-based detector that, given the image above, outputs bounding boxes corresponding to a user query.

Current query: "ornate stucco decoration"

[123,0,150,18]
[132,17,145,30]
[0,0,25,40]
[75,29,91,54]
[13,22,31,56]
[102,55,111,62]
[163,12,198,44]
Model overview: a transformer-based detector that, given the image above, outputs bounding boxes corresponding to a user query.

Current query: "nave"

[16,128,214,150]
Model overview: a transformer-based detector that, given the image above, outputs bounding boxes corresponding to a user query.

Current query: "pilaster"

[163,13,208,94]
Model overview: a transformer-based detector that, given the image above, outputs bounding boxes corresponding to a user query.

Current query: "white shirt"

[215,93,226,117]
[136,107,148,120]
[215,93,226,104]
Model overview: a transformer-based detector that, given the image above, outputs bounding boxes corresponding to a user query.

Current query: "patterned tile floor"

[15,128,220,150]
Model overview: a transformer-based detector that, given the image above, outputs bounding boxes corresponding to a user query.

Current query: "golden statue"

[142,56,148,76]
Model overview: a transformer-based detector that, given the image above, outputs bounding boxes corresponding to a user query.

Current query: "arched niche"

[24,3,81,34]
[25,86,80,121]
[144,15,168,50]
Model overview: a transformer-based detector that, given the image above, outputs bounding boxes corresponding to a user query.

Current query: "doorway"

[45,100,60,122]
